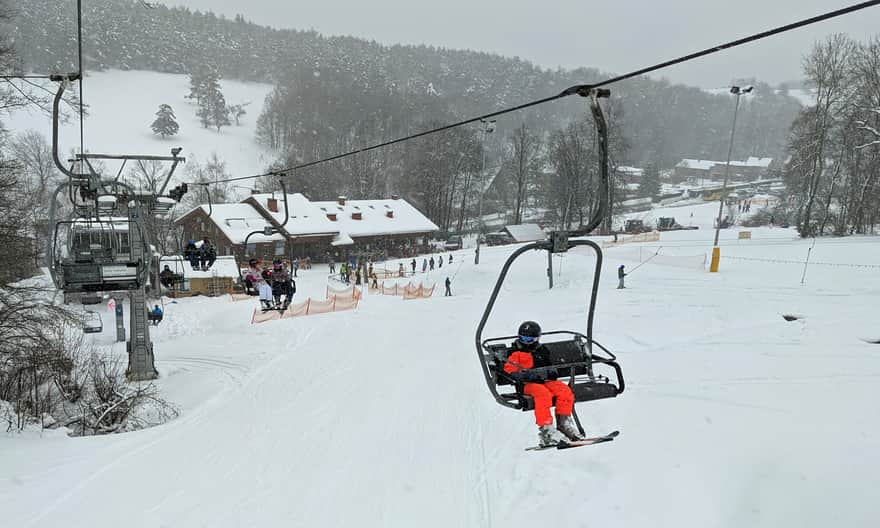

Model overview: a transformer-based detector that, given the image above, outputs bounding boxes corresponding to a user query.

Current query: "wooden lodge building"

[175,193,439,265]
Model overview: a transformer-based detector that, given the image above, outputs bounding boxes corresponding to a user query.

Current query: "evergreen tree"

[640,163,661,200]
[209,93,231,131]
[150,104,179,139]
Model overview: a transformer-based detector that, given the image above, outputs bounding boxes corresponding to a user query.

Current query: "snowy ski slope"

[2,203,880,527]
[3,69,274,178]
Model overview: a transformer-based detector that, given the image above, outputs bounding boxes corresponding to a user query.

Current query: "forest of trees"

[11,0,802,166]
[782,34,880,237]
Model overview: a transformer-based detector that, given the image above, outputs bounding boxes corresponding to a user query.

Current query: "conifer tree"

[150,104,179,139]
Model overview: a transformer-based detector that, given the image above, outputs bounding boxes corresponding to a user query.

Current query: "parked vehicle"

[623,219,651,234]
[657,217,699,231]
[443,235,463,251]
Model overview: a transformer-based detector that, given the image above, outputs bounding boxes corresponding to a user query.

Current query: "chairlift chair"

[52,217,146,293]
[475,233,624,419]
[82,310,103,334]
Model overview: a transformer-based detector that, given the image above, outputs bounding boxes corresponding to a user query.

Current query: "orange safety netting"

[403,283,436,300]
[251,295,360,324]
[230,293,252,302]
[325,285,363,301]
[378,281,410,296]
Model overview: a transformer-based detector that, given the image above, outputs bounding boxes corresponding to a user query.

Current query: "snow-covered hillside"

[4,69,274,178]
[2,203,879,527]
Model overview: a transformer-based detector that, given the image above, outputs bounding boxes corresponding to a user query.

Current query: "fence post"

[306,298,311,315]
[332,295,337,311]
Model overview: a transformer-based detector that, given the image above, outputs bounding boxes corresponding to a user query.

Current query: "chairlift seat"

[147,312,163,323]
[82,311,103,334]
[485,334,624,411]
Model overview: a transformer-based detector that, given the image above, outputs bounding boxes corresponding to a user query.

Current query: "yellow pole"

[710,246,721,272]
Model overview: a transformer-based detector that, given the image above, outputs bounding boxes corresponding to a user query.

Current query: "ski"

[859,337,880,344]
[525,430,619,451]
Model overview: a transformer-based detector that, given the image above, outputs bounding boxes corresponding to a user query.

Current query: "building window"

[246,243,256,255]
[275,241,285,256]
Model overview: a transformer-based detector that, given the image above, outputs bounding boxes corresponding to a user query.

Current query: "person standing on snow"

[444,276,452,297]
[410,258,416,274]
[503,321,584,447]
[617,265,626,289]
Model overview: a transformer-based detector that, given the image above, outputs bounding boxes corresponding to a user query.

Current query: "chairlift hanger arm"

[237,181,288,283]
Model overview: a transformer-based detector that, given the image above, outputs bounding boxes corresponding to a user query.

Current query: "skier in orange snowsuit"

[503,321,584,446]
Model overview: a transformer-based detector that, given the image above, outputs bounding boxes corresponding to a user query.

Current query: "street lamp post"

[474,118,496,265]
[710,85,753,273]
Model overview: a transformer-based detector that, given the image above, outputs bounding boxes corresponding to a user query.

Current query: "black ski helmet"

[518,321,541,338]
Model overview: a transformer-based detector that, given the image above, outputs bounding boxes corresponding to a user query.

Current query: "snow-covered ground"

[3,202,880,527]
[4,69,275,179]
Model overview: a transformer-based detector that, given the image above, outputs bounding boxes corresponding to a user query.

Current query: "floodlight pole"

[474,119,495,265]
[710,85,752,272]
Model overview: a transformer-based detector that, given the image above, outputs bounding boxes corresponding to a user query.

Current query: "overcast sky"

[164,0,880,88]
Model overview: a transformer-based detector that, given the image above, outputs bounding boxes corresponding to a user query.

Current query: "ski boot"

[556,414,585,441]
[538,425,558,448]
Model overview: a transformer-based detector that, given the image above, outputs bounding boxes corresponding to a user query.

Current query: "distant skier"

[617,265,626,289]
[429,256,435,271]
[444,276,452,297]
[422,258,428,273]
[503,321,584,447]
[329,258,336,274]
[438,255,443,268]
[411,258,417,274]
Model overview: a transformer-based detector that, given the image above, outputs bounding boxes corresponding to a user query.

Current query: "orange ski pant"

[524,380,574,426]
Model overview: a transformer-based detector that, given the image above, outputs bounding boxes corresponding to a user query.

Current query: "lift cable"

[188,0,880,187]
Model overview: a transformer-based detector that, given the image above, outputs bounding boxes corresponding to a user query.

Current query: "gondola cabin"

[54,217,145,293]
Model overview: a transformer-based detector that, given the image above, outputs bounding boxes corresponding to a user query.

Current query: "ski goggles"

[518,335,539,344]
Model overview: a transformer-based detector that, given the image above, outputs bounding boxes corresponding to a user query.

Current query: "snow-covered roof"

[503,223,547,242]
[675,159,718,171]
[331,232,355,246]
[182,204,284,244]
[159,255,240,279]
[247,193,439,239]
[616,166,644,176]
[677,157,773,170]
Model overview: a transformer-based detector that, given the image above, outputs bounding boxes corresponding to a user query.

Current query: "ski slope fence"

[614,246,707,271]
[371,281,435,299]
[230,293,251,302]
[251,289,360,324]
[325,285,363,301]
[402,283,436,300]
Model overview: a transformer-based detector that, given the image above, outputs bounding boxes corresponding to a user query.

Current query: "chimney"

[386,210,394,218]
[267,198,278,213]
[351,212,362,220]
[337,196,347,206]
[326,213,337,221]
[391,194,400,200]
